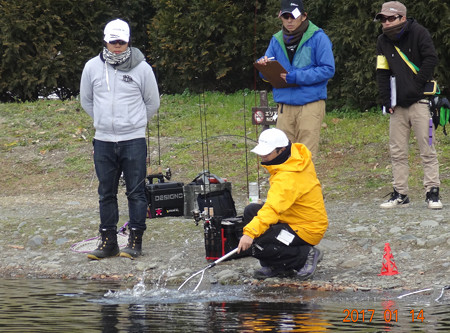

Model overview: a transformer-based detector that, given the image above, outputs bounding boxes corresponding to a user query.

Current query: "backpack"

[429,96,450,135]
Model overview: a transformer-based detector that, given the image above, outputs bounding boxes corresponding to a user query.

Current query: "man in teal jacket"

[256,0,335,158]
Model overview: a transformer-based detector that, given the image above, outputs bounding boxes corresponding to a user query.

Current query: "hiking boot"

[380,189,410,208]
[426,187,443,209]
[253,266,278,279]
[87,228,120,260]
[120,228,144,259]
[297,247,322,281]
[253,266,295,279]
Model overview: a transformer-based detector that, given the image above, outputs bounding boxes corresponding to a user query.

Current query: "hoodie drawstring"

[105,61,110,91]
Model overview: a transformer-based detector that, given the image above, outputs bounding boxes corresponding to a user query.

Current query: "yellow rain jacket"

[243,143,328,245]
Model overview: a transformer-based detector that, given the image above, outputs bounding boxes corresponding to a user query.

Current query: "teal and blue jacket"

[261,22,335,106]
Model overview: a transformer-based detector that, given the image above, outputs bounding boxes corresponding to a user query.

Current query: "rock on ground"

[0,190,448,293]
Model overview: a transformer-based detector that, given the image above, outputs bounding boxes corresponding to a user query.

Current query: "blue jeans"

[93,138,147,231]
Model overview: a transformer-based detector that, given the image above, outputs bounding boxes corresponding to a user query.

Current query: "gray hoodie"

[80,47,160,142]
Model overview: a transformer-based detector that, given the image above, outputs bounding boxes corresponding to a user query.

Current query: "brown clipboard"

[254,60,297,89]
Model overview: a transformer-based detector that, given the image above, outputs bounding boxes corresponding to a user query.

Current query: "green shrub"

[0,0,155,101]
[0,0,448,111]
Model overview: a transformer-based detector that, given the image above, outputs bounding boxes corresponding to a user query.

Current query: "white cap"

[251,128,289,156]
[104,19,130,43]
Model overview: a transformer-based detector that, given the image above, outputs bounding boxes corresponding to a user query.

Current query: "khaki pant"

[389,100,440,194]
[276,100,325,158]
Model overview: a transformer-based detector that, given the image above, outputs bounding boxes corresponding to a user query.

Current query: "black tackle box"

[145,181,185,218]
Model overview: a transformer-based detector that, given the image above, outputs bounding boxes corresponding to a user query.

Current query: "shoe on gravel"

[297,247,322,281]
[426,187,443,210]
[253,266,278,279]
[253,266,295,279]
[87,229,119,260]
[120,228,144,259]
[380,189,410,209]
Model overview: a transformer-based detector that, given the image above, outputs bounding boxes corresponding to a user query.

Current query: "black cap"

[279,0,304,19]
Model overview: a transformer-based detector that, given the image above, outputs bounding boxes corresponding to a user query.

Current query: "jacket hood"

[263,142,312,174]
[116,47,145,72]
[100,47,146,72]
[274,21,320,59]
[402,18,415,35]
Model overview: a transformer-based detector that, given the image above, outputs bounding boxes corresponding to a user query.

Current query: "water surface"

[0,278,448,332]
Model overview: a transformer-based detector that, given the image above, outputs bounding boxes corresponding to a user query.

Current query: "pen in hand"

[256,56,275,65]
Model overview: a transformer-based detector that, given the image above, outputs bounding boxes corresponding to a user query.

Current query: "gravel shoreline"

[0,189,448,293]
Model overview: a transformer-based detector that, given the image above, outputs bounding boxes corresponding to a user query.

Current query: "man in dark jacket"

[375,1,442,209]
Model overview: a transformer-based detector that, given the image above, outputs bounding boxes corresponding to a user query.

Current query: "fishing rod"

[252,0,262,203]
[201,91,211,177]
[196,83,215,218]
[243,92,250,200]
[157,105,161,167]
[146,105,171,184]
[147,106,162,166]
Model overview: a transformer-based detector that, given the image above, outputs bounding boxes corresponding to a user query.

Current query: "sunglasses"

[281,13,296,20]
[379,15,401,23]
[109,40,127,45]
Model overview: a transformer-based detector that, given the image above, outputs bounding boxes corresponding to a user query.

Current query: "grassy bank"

[1,91,450,201]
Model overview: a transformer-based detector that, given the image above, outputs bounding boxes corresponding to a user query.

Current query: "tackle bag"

[197,188,236,219]
[429,96,450,135]
[204,216,250,261]
[183,171,233,217]
[145,179,185,218]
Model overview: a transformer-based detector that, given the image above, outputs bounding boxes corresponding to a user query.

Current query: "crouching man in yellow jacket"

[237,128,328,280]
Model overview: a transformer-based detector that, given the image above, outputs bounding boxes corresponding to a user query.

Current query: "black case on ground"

[204,216,251,261]
[183,172,233,217]
[197,189,236,219]
[145,181,185,218]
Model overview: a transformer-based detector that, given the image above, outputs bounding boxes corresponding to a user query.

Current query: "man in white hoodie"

[80,19,160,260]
